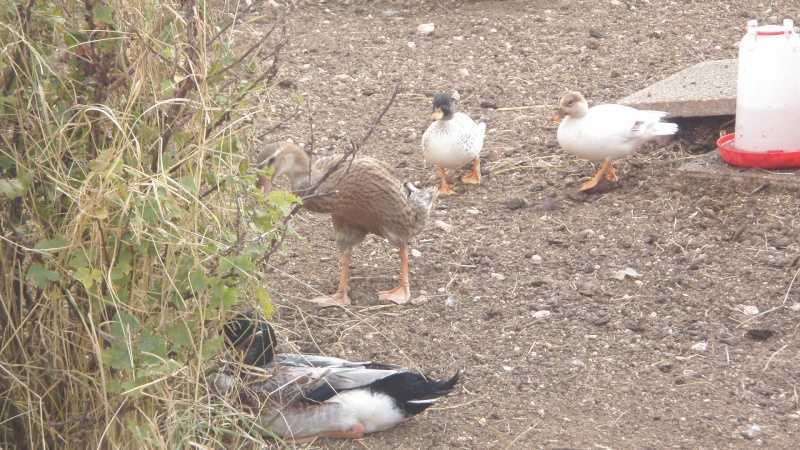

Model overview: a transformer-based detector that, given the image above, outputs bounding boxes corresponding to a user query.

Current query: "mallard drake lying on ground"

[216,312,460,443]
[553,91,678,191]
[422,92,486,195]
[256,141,438,307]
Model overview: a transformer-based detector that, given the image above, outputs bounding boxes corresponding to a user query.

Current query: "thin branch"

[207,1,256,48]
[254,104,301,141]
[209,6,278,79]
[306,97,315,156]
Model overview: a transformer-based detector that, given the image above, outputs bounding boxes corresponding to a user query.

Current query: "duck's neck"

[571,102,589,118]
[278,149,314,193]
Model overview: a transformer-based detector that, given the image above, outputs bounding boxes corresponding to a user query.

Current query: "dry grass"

[0,1,296,448]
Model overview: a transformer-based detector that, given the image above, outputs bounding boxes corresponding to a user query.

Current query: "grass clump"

[0,0,293,447]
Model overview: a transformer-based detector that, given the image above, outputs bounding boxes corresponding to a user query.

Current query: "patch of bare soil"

[249,1,800,448]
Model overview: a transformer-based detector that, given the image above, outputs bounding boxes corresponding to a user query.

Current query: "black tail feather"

[371,371,460,417]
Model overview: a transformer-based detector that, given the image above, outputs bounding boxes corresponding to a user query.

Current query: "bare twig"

[307,97,316,156]
[209,4,275,79]
[763,344,788,372]
[207,2,256,47]
[254,104,302,140]
[737,265,800,328]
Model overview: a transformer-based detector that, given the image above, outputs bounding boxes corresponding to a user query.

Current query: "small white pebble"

[406,41,416,48]
[531,255,542,262]
[466,208,480,215]
[410,249,422,258]
[491,273,506,281]
[417,23,435,35]
[691,342,708,353]
[742,305,759,316]
[434,220,453,232]
[742,424,762,440]
[410,295,428,306]
[532,310,551,319]
[789,303,800,312]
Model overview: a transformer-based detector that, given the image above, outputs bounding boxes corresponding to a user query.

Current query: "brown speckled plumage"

[256,141,438,306]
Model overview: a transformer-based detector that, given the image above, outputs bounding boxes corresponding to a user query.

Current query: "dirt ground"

[248,1,800,448]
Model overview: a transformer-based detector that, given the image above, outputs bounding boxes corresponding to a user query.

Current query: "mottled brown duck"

[256,141,438,307]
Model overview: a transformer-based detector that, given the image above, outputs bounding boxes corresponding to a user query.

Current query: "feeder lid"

[746,19,795,36]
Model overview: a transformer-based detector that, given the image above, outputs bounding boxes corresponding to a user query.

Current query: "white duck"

[553,91,678,191]
[422,92,486,195]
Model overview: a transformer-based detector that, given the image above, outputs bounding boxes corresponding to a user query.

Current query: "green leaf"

[105,379,122,393]
[127,419,150,440]
[101,342,133,369]
[138,360,181,378]
[188,267,208,294]
[268,190,302,216]
[68,249,96,269]
[93,6,114,25]
[167,322,193,348]
[89,148,114,172]
[136,325,167,357]
[255,287,274,319]
[110,311,140,339]
[201,337,223,361]
[26,263,59,289]
[0,178,26,199]
[233,253,256,276]
[33,236,69,253]
[178,176,196,194]
[121,376,148,396]
[209,279,238,312]
[74,267,103,289]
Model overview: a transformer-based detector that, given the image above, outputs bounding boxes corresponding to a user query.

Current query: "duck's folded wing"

[298,367,403,403]
[593,105,669,140]
[275,353,404,371]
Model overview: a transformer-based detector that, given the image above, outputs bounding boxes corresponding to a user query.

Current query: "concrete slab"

[678,149,800,191]
[619,59,737,118]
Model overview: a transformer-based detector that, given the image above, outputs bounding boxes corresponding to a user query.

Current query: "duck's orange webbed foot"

[438,167,458,195]
[578,161,615,191]
[461,158,481,184]
[310,290,351,308]
[378,283,411,305]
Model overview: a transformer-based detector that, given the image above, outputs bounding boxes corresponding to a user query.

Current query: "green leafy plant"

[0,0,294,448]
